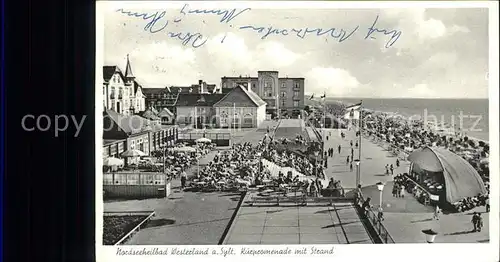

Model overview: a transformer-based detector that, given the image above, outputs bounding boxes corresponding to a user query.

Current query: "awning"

[408,147,487,203]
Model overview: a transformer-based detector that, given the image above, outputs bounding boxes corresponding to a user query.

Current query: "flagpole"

[357,100,363,187]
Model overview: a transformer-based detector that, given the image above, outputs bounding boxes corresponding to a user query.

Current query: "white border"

[95,2,500,262]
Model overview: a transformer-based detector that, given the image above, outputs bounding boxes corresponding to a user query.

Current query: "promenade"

[321,127,490,243]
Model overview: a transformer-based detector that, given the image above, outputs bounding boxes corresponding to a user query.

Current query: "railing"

[249,195,354,206]
[357,192,395,244]
[113,211,156,245]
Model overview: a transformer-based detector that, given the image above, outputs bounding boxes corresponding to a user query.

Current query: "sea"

[331,98,490,142]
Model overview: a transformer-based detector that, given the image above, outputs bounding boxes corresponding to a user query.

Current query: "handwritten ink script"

[116,6,401,48]
[116,4,251,48]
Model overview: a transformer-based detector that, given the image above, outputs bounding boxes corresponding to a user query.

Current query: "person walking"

[477,213,483,232]
[433,205,441,220]
[338,145,341,154]
[355,141,359,148]
[180,171,187,190]
[472,212,479,232]
[346,156,350,165]
[385,164,389,175]
[377,206,384,221]
[390,164,394,175]
[392,183,398,197]
[351,148,354,159]
[349,162,353,172]
[350,140,353,147]
[400,184,405,198]
[396,158,400,168]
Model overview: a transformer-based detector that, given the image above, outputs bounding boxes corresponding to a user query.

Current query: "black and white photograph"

[96,1,498,260]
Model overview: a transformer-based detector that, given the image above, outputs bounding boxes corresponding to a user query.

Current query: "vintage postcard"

[95,1,499,261]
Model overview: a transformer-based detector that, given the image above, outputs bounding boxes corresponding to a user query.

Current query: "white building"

[103,55,146,115]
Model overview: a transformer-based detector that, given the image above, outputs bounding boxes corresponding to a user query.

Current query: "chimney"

[198,80,204,93]
[247,81,251,91]
[202,82,207,93]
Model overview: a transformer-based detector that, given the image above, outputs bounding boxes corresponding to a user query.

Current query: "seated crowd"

[359,111,490,212]
[186,142,265,191]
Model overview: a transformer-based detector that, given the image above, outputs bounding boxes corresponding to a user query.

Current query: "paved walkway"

[223,193,372,244]
[274,119,309,141]
[320,128,490,243]
[104,179,241,245]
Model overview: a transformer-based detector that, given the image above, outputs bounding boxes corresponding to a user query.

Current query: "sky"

[101,3,490,99]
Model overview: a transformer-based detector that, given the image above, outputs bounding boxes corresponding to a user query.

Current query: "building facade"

[173,85,266,128]
[221,71,305,118]
[103,55,146,116]
[142,80,217,115]
[213,85,266,128]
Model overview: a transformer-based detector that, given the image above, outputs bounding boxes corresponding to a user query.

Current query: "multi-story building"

[221,71,305,118]
[142,80,217,114]
[103,55,146,116]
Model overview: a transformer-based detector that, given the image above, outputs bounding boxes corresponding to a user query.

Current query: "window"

[264,81,271,88]
[252,84,256,89]
[293,100,299,107]
[223,82,227,88]
[281,100,286,107]
[110,87,116,99]
[294,82,300,88]
[118,88,123,99]
[294,90,299,97]
[163,93,167,98]
[232,82,236,88]
[281,91,287,98]
[281,82,286,88]
[130,140,135,150]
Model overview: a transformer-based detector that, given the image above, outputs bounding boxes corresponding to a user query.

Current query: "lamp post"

[376,182,385,208]
[354,159,360,187]
[422,229,438,243]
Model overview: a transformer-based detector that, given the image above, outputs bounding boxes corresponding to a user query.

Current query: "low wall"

[104,182,171,199]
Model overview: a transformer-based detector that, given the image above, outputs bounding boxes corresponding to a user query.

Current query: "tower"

[124,54,135,85]
[124,54,136,114]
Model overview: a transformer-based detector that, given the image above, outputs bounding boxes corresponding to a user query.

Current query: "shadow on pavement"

[410,218,433,223]
[444,230,476,236]
[144,218,176,228]
[322,221,356,229]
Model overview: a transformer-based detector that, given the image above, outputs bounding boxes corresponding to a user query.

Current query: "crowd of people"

[360,110,490,212]
[261,147,321,178]
[186,142,265,191]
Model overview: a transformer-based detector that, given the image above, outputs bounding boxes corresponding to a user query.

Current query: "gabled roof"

[158,108,174,117]
[104,109,151,135]
[213,85,266,107]
[240,85,266,107]
[103,66,125,82]
[174,93,225,107]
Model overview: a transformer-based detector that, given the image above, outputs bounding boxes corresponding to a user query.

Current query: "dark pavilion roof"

[174,93,225,107]
[103,66,125,82]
